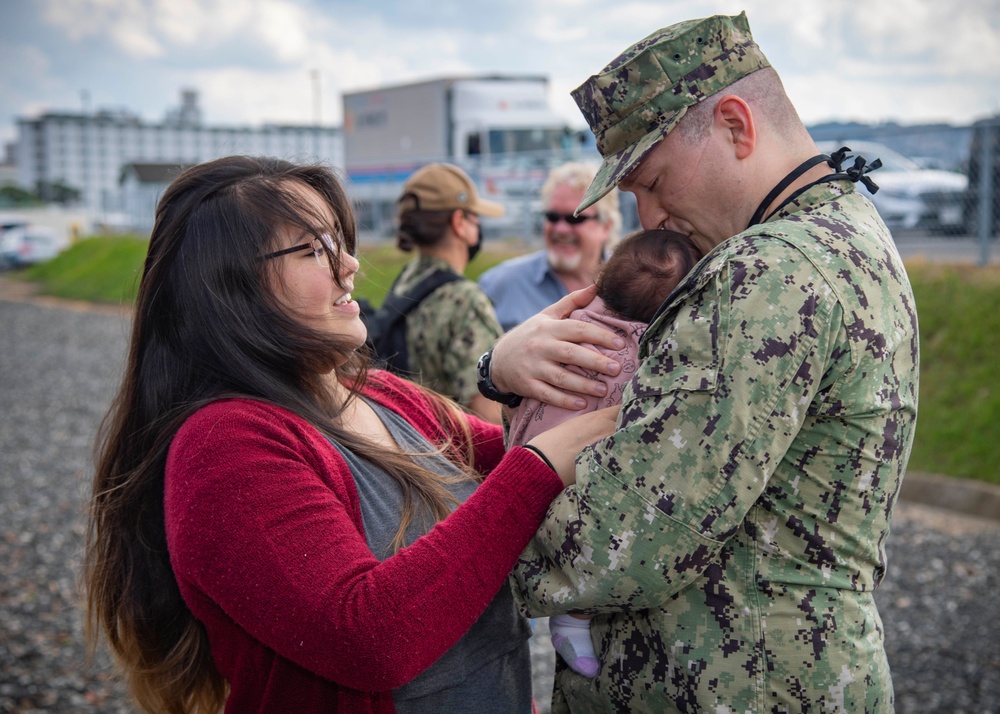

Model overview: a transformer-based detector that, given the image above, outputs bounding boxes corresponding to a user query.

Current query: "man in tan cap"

[477,12,916,712]
[372,162,505,423]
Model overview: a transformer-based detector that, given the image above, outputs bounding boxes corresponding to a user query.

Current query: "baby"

[507,228,704,677]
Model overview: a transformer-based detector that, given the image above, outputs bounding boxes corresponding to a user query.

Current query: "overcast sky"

[2,0,998,147]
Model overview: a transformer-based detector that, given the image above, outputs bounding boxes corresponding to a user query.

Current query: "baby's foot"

[549,615,599,677]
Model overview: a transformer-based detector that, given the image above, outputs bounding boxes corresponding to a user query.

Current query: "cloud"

[318,14,474,94]
[146,0,258,47]
[0,42,69,124]
[42,0,164,58]
[187,67,317,125]
[751,0,1000,82]
[40,0,120,42]
[255,1,313,62]
[5,0,997,148]
[0,43,53,89]
[843,0,994,67]
[531,13,590,43]
[40,0,318,64]
[107,21,164,59]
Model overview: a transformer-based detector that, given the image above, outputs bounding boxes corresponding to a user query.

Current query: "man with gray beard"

[478,162,621,332]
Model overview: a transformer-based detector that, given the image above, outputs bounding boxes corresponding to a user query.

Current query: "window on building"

[487,128,565,155]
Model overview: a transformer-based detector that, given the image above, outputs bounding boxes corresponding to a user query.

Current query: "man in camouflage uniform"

[485,12,919,712]
[392,163,506,423]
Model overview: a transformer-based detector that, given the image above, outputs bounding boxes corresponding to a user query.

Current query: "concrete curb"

[901,471,1000,521]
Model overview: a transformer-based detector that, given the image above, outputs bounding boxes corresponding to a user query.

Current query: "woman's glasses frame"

[260,232,343,267]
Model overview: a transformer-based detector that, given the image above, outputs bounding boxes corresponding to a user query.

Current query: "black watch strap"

[477,349,522,407]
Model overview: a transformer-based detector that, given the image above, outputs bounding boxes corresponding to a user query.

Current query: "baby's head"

[596,229,704,324]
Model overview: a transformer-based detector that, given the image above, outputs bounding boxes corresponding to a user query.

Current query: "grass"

[903,260,1000,483]
[17,238,527,310]
[8,236,1000,485]
[353,242,526,308]
[21,236,148,304]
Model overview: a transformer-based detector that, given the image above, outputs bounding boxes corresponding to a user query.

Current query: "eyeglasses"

[543,211,599,226]
[260,232,342,267]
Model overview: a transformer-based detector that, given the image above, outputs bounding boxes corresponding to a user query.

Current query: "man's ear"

[714,95,755,160]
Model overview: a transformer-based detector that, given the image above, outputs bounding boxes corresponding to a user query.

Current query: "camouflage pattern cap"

[572,12,770,213]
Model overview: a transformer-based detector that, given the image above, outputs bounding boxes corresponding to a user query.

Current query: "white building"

[15,90,343,230]
[0,143,17,188]
[120,162,195,234]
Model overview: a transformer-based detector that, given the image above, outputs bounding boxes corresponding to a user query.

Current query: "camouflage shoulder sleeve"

[512,242,844,615]
[406,280,503,407]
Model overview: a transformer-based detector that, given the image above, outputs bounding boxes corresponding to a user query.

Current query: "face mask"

[467,223,483,263]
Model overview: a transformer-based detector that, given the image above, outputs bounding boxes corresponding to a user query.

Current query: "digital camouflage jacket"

[512,179,919,713]
[394,254,503,409]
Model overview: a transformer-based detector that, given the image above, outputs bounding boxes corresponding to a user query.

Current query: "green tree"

[0,184,41,207]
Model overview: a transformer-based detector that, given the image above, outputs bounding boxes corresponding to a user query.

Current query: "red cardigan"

[164,371,562,713]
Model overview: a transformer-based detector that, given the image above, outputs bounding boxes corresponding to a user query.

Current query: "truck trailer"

[342,75,591,239]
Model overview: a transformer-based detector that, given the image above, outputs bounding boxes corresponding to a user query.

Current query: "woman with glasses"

[478,162,622,332]
[84,156,617,714]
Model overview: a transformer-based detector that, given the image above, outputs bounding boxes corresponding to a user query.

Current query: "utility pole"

[311,69,321,125]
[310,69,322,159]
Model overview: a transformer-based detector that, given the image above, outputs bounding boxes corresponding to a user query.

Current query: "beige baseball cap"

[398,163,504,217]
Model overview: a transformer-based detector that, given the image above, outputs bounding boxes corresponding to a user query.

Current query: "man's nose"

[636,198,669,232]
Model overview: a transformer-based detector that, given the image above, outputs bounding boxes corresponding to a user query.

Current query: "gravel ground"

[1,293,998,713]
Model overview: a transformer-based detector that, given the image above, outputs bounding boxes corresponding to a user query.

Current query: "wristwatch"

[477,349,523,407]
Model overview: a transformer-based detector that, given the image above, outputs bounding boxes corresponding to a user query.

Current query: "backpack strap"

[381,268,464,319]
[367,268,464,376]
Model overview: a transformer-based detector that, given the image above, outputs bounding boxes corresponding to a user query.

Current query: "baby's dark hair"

[596,229,704,324]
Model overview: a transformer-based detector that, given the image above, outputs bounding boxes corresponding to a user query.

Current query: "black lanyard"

[746,147,883,230]
[648,147,884,329]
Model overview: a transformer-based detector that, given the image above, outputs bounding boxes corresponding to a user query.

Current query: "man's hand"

[491,285,624,410]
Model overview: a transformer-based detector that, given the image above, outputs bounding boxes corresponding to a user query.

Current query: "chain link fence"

[811,118,998,265]
[349,146,604,245]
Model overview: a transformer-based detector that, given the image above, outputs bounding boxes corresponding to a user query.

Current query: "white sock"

[549,614,599,677]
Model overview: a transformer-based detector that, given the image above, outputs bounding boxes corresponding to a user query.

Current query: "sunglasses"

[543,211,599,226]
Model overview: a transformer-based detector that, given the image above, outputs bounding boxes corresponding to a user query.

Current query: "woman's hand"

[491,286,625,410]
[525,405,619,487]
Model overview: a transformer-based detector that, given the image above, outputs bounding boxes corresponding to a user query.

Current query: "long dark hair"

[85,156,475,713]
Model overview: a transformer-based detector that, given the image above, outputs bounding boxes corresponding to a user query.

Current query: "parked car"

[816,141,968,234]
[0,214,28,270]
[0,218,65,270]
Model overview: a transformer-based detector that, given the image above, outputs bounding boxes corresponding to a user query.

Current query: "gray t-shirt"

[325,400,533,713]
